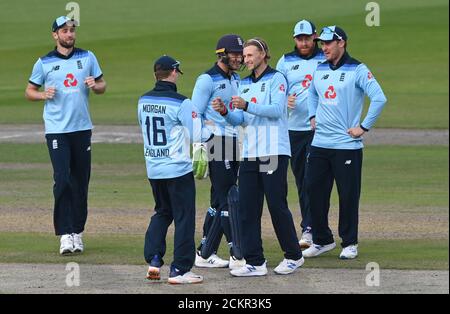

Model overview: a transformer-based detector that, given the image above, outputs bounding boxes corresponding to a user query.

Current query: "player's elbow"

[270,106,283,119]
[93,81,107,94]
[374,95,387,107]
[25,88,35,101]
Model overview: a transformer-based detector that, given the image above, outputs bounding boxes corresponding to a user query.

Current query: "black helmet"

[215,34,244,54]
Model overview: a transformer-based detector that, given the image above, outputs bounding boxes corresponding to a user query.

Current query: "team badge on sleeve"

[368,72,373,80]
[279,84,285,92]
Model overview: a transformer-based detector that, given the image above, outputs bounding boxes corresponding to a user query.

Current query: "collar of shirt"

[250,65,273,83]
[329,51,350,71]
[214,63,232,80]
[52,47,77,60]
[154,80,177,92]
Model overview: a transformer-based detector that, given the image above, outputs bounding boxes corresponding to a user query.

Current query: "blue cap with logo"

[154,55,183,74]
[215,34,244,54]
[52,16,79,32]
[293,20,316,37]
[315,25,348,42]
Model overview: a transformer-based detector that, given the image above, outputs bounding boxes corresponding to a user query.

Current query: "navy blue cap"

[215,34,244,54]
[52,16,78,32]
[315,26,348,42]
[154,55,183,74]
[293,20,316,37]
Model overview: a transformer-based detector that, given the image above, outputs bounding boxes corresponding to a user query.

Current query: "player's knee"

[53,172,71,190]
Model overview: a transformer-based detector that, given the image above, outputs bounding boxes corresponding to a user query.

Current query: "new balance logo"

[345,160,352,165]
[321,74,329,80]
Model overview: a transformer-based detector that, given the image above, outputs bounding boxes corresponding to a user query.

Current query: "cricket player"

[303,26,387,259]
[139,55,203,284]
[213,38,304,277]
[192,34,246,270]
[25,16,106,255]
[276,20,326,249]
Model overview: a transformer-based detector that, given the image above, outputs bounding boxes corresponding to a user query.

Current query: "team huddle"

[26,16,387,285]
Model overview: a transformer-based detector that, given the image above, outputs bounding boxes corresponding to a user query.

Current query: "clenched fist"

[43,87,56,100]
[288,93,297,110]
[84,76,97,89]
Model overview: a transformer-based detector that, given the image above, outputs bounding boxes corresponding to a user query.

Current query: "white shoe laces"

[73,234,83,246]
[61,235,73,246]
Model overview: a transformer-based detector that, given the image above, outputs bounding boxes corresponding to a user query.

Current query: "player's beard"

[228,59,242,71]
[59,38,75,49]
[299,46,313,56]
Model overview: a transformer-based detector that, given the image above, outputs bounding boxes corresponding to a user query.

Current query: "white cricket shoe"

[302,242,336,258]
[274,257,305,275]
[195,252,229,268]
[230,261,268,277]
[72,233,84,253]
[59,234,74,255]
[339,245,358,260]
[229,256,246,270]
[168,271,203,284]
[299,231,313,249]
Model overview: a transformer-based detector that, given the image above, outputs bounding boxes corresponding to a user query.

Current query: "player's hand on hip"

[288,93,297,109]
[347,126,365,138]
[43,87,56,100]
[231,96,246,109]
[84,76,96,89]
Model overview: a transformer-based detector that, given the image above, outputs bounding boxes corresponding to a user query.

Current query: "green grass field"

[0,0,448,128]
[0,143,448,210]
[0,143,448,269]
[0,1,448,273]
[0,233,447,270]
